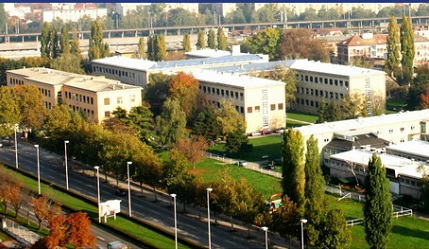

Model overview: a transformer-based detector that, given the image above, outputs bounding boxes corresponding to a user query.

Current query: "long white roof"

[190,69,285,89]
[387,140,429,159]
[296,110,429,136]
[330,149,429,179]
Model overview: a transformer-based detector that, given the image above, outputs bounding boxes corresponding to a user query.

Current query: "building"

[184,45,244,59]
[91,53,269,87]
[43,3,107,23]
[386,140,429,162]
[337,32,429,67]
[6,67,142,123]
[191,69,286,134]
[329,146,429,199]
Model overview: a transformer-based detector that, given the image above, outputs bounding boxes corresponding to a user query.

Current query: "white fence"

[2,218,40,245]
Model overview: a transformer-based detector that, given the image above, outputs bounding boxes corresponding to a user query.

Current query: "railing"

[2,218,40,245]
[347,218,364,227]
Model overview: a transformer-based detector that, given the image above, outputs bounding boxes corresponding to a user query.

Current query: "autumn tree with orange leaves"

[0,168,28,217]
[174,135,208,167]
[420,87,429,109]
[31,196,61,230]
[168,72,200,118]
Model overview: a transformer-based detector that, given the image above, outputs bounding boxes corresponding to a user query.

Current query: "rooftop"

[387,140,429,159]
[330,149,429,179]
[296,110,429,137]
[210,60,301,74]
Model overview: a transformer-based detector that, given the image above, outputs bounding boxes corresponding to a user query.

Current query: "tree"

[317,208,351,249]
[279,28,330,62]
[386,16,400,78]
[50,53,84,74]
[127,104,157,146]
[271,196,301,243]
[325,100,342,121]
[341,92,368,119]
[50,27,59,59]
[364,153,392,249]
[304,135,326,245]
[217,27,227,50]
[144,72,171,116]
[242,27,282,61]
[207,29,216,49]
[59,26,70,55]
[196,29,206,50]
[400,15,415,86]
[215,99,246,138]
[88,19,105,61]
[66,212,96,248]
[225,126,251,156]
[191,105,220,141]
[0,4,6,34]
[174,135,207,167]
[7,181,28,218]
[420,87,429,109]
[0,86,21,138]
[183,33,191,52]
[156,98,188,146]
[70,27,82,58]
[40,22,51,59]
[138,37,146,59]
[407,66,429,110]
[168,72,200,118]
[281,129,305,212]
[370,91,386,116]
[156,34,167,61]
[31,196,61,230]
[46,214,67,248]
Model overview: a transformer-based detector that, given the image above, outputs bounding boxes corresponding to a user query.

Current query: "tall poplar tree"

[70,27,81,58]
[40,22,51,59]
[183,33,191,52]
[50,27,59,59]
[304,135,326,245]
[88,19,104,61]
[400,15,415,86]
[147,35,155,60]
[386,16,400,78]
[156,34,167,61]
[59,26,70,55]
[364,153,392,249]
[196,30,206,50]
[138,37,146,59]
[281,129,305,212]
[217,27,227,50]
[208,29,216,49]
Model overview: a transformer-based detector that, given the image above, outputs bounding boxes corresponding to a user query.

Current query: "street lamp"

[261,226,268,249]
[94,166,100,223]
[300,218,308,249]
[64,140,69,191]
[34,144,41,195]
[170,193,178,249]
[14,124,19,169]
[127,161,132,217]
[207,187,213,249]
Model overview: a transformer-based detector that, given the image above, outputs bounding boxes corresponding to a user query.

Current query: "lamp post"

[14,124,18,169]
[34,144,41,195]
[127,161,132,217]
[300,218,307,249]
[207,187,213,249]
[64,140,69,191]
[170,193,178,249]
[94,166,100,223]
[261,226,268,249]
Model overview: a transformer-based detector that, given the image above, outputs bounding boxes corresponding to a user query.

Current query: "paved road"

[0,139,296,249]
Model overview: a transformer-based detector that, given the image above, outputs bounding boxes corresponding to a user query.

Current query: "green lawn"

[286,111,319,123]
[386,98,407,111]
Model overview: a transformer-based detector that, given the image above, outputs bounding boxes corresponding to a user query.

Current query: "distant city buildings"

[43,3,107,23]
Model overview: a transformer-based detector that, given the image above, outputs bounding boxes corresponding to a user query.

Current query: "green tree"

[192,105,220,141]
[217,27,227,50]
[40,22,51,59]
[225,126,251,155]
[70,27,82,58]
[281,129,305,212]
[127,104,157,146]
[304,135,326,245]
[155,98,188,146]
[317,98,328,123]
[407,66,429,110]
[138,37,146,59]
[0,4,6,34]
[50,27,59,59]
[215,99,246,138]
[386,16,400,78]
[326,100,342,121]
[88,19,105,61]
[341,92,368,119]
[400,15,415,86]
[0,86,21,138]
[207,29,216,49]
[59,26,70,55]
[271,196,301,243]
[317,208,351,249]
[156,34,167,61]
[50,53,84,74]
[183,33,191,52]
[196,29,206,50]
[364,153,392,249]
[242,27,282,61]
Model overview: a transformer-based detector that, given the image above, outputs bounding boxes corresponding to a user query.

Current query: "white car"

[238,160,247,167]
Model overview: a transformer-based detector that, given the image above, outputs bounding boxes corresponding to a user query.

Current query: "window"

[400,127,404,132]
[278,103,283,110]
[270,104,276,110]
[305,75,308,82]
[255,106,260,112]
[329,79,333,85]
[117,97,123,104]
[247,107,253,113]
[240,107,244,113]
[105,111,111,118]
[315,77,318,83]
[389,129,393,134]
[130,95,136,102]
[91,97,94,105]
[104,98,110,105]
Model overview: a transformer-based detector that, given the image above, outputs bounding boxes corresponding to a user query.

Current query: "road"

[0,138,293,249]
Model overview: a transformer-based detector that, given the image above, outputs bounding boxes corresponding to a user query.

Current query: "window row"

[200,85,244,100]
[211,101,244,114]
[69,105,95,116]
[400,177,422,188]
[297,74,349,88]
[44,101,52,110]
[104,95,135,105]
[38,88,51,98]
[65,91,94,105]
[247,103,283,113]
[9,78,24,86]
[297,87,344,100]
[93,66,136,80]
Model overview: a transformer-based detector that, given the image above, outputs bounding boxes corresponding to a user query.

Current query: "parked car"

[115,188,126,197]
[238,160,248,167]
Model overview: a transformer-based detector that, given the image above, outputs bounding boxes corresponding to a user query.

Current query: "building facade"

[6,68,142,123]
[43,4,107,23]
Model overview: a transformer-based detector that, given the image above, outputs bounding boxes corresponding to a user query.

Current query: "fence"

[1,218,40,245]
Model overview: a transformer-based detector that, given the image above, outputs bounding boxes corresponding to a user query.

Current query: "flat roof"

[209,60,302,74]
[387,140,429,159]
[92,54,265,72]
[185,48,233,58]
[296,110,429,136]
[330,149,429,179]
[290,59,386,77]
[7,67,142,93]
[190,69,285,89]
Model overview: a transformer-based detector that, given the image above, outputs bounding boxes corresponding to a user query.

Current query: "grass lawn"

[286,111,319,123]
[386,98,407,111]
[286,119,308,128]
[0,164,191,249]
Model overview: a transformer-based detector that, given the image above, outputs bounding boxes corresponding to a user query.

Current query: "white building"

[43,4,107,23]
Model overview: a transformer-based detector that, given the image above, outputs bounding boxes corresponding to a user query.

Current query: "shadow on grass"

[392,224,429,241]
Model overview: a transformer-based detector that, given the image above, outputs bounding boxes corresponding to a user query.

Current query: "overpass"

[1,15,429,44]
